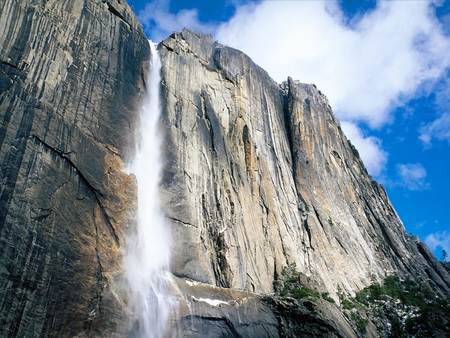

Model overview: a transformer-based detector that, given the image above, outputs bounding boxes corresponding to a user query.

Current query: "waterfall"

[125,41,175,338]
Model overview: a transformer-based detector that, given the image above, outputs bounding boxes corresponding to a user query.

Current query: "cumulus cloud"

[425,231,450,258]
[137,0,215,42]
[216,1,450,128]
[139,0,450,176]
[396,163,429,190]
[419,112,450,145]
[341,121,387,176]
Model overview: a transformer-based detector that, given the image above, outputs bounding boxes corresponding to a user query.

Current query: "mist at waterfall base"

[124,41,176,338]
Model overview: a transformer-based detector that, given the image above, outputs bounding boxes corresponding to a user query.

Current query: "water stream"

[125,41,175,338]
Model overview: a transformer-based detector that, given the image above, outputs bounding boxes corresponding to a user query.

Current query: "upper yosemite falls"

[0,1,449,337]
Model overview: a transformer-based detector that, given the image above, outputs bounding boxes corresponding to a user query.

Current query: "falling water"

[125,41,175,338]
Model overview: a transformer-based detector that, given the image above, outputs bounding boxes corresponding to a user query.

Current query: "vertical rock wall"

[1,1,449,334]
[0,0,148,336]
[160,30,302,294]
[159,29,450,300]
[284,78,450,295]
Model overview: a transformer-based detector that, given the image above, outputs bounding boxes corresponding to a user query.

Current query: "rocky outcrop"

[158,29,450,301]
[169,277,360,338]
[0,0,149,336]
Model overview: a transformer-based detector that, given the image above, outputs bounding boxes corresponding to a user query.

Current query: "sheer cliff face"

[0,0,148,336]
[1,0,449,335]
[159,29,450,298]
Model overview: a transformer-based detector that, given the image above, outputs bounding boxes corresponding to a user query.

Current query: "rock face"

[1,0,449,336]
[158,29,450,303]
[0,0,149,336]
[168,277,359,338]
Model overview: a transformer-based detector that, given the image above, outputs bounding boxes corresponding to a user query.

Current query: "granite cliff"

[0,0,149,336]
[0,1,449,337]
[159,29,450,297]
[158,29,450,337]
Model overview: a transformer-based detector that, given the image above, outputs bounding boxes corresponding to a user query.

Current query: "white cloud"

[341,121,387,176]
[425,231,450,259]
[216,1,450,128]
[419,112,450,145]
[137,0,215,42]
[396,163,429,190]
[139,0,450,176]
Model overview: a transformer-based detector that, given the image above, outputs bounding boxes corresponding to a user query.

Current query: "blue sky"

[127,0,450,260]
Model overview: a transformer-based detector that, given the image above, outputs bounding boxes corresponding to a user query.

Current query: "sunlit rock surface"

[0,0,148,336]
[1,0,449,336]
[159,29,450,302]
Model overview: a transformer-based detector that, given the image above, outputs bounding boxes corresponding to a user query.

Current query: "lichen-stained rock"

[0,0,148,336]
[158,29,450,303]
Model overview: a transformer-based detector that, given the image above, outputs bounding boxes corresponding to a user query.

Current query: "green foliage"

[341,298,357,309]
[279,263,335,302]
[441,249,448,263]
[281,262,302,283]
[387,313,404,338]
[341,275,450,337]
[341,298,365,310]
[355,275,403,305]
[337,286,364,310]
[282,286,320,299]
[444,261,450,273]
[279,263,320,300]
[321,292,335,303]
[351,312,368,333]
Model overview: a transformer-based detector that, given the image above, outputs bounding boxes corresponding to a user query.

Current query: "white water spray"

[125,41,175,338]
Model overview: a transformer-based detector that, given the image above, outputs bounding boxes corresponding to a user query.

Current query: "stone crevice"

[32,134,120,247]
[168,216,197,228]
[102,1,132,31]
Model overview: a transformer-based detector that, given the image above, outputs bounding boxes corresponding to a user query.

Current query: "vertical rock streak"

[125,42,175,338]
[0,0,149,336]
[158,29,450,301]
